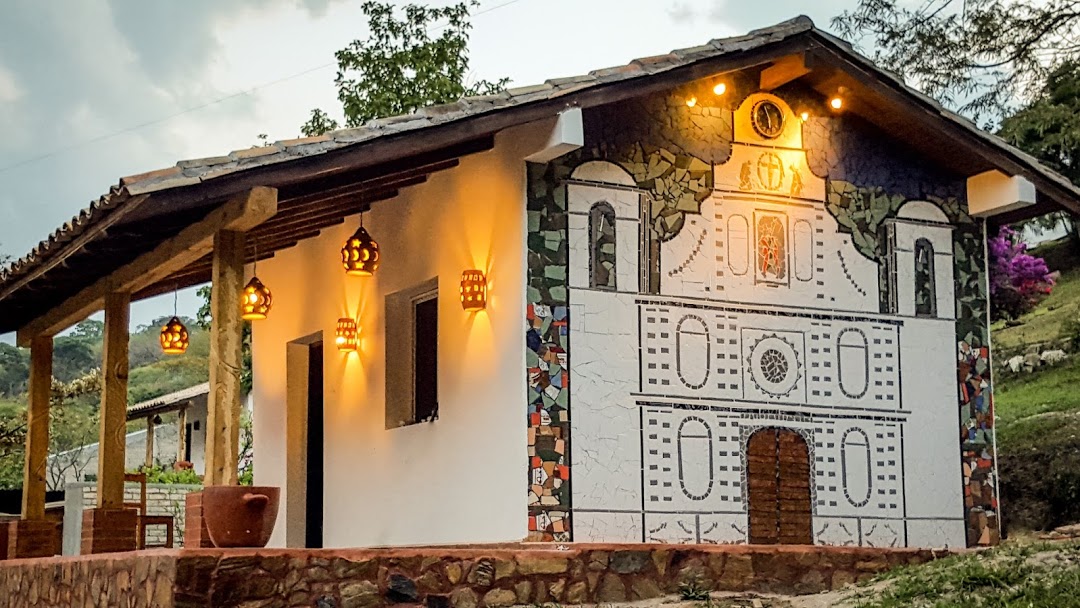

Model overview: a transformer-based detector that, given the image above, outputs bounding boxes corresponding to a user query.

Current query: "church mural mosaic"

[525,79,997,547]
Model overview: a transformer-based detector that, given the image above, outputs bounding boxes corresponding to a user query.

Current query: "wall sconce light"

[342,211,380,277]
[830,97,843,110]
[800,111,810,121]
[685,96,698,108]
[712,82,727,96]
[460,269,487,312]
[160,316,189,355]
[241,276,272,320]
[336,318,359,352]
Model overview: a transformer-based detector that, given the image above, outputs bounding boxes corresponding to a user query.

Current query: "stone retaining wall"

[0,543,948,607]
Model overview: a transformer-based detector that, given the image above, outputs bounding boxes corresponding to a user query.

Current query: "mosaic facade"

[525,81,997,547]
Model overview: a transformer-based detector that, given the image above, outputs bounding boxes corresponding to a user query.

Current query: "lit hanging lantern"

[335,318,358,352]
[341,212,380,277]
[160,316,189,355]
[241,276,272,320]
[459,269,487,312]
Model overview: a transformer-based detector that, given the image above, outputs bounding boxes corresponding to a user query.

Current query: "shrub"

[989,226,1054,321]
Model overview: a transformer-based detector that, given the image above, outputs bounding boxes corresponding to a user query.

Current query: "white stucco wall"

[253,121,550,548]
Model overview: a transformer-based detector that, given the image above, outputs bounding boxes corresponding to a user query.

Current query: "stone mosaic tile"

[958,342,1000,546]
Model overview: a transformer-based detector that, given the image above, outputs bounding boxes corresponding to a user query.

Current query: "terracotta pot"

[201,486,280,548]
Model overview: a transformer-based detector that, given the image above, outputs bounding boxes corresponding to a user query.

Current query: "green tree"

[300,0,508,136]
[832,0,1080,121]
[1000,61,1080,250]
[0,343,29,397]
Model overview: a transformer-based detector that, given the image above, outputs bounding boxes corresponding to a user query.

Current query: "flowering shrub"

[989,226,1055,320]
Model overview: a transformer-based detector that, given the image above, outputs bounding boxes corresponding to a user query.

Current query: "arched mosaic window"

[589,202,617,290]
[914,238,936,317]
[756,215,787,281]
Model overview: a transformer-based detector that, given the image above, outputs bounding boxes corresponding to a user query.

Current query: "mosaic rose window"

[590,202,617,290]
[756,215,787,281]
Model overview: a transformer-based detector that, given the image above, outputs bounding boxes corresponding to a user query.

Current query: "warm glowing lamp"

[341,212,380,276]
[713,82,727,96]
[241,276,272,320]
[336,318,358,352]
[830,97,843,110]
[160,316,189,355]
[459,269,487,312]
[685,96,698,108]
[800,111,810,121]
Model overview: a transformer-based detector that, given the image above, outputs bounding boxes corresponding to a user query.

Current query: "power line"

[0,0,527,177]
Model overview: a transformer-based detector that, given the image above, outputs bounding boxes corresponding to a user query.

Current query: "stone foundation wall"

[0,552,175,607]
[0,544,947,608]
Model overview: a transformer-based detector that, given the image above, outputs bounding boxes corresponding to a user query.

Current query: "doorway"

[305,340,324,549]
[747,428,813,544]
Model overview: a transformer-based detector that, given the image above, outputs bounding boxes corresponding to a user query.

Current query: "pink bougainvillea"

[988,226,1054,320]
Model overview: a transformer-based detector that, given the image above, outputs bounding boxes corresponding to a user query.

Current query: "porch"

[0,543,946,607]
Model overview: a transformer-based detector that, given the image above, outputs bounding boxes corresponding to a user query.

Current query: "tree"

[989,226,1055,320]
[1000,61,1080,250]
[832,0,1080,122]
[300,0,508,136]
[0,343,29,397]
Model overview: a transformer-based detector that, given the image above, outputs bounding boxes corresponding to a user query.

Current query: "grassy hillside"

[992,237,1080,532]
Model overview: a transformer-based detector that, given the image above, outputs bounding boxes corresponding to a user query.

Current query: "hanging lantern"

[459,269,487,312]
[341,214,380,276]
[336,318,358,352]
[160,316,189,355]
[241,276,272,320]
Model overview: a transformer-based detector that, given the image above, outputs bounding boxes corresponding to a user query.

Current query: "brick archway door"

[747,428,813,544]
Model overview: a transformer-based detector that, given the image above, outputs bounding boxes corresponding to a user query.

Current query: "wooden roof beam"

[760,53,812,91]
[16,187,277,346]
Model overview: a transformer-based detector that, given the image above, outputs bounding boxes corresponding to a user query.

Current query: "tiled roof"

[127,382,209,417]
[0,16,817,289]
[2,15,1078,300]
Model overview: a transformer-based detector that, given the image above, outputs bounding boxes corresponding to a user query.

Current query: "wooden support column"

[21,336,52,520]
[205,230,245,487]
[177,405,188,464]
[145,416,155,468]
[97,292,130,509]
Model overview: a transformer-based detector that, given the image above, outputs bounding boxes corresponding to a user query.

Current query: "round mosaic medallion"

[747,334,801,398]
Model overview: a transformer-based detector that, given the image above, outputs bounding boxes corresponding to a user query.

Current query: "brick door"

[747,428,813,544]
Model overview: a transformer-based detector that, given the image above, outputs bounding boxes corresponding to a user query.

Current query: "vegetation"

[988,226,1055,321]
[849,541,1080,608]
[300,0,508,136]
[991,236,1080,531]
[833,0,1080,122]
[0,318,210,489]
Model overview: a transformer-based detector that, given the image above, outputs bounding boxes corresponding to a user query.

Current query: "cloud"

[0,64,22,103]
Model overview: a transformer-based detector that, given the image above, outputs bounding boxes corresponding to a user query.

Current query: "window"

[914,238,936,317]
[413,295,439,423]
[756,214,787,282]
[386,278,439,428]
[589,202,617,290]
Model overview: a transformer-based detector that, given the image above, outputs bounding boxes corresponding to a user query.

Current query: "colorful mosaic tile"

[526,303,571,541]
[958,341,1000,546]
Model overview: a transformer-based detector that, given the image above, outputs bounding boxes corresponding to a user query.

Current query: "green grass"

[851,541,1080,608]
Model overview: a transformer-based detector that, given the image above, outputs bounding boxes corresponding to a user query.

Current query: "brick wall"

[64,482,199,552]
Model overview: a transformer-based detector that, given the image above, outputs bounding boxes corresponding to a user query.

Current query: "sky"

[0,0,852,336]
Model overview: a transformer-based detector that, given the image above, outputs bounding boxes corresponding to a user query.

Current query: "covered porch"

[0,127,504,557]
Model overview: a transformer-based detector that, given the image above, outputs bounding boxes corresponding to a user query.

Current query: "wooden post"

[177,405,188,464]
[145,416,155,468]
[205,230,245,486]
[21,336,53,520]
[97,292,130,509]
